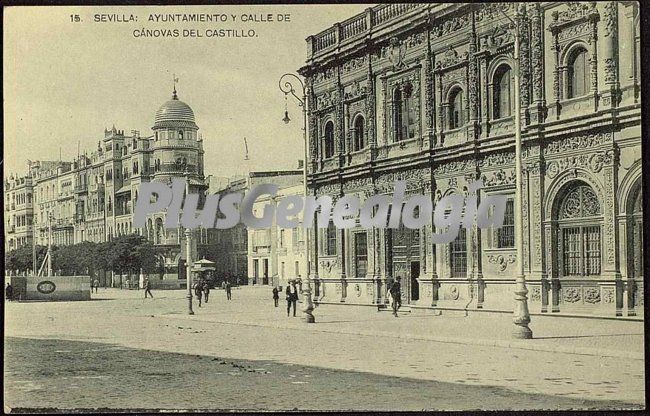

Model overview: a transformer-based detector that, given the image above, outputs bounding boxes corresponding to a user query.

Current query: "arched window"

[178,130,184,140]
[558,183,601,277]
[493,65,513,119]
[324,121,335,159]
[567,47,589,98]
[353,115,365,151]
[449,87,464,129]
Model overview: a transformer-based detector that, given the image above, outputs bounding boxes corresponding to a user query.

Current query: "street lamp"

[184,167,194,315]
[279,72,315,323]
[47,212,53,277]
[501,5,533,339]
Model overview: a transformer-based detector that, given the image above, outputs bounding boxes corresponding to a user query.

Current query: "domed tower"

[152,87,206,197]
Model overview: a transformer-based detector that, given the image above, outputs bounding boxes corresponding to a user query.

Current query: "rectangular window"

[584,226,601,276]
[279,229,285,248]
[450,228,467,278]
[295,261,300,277]
[281,262,285,278]
[497,199,515,248]
[354,232,368,278]
[325,221,337,256]
[562,227,582,276]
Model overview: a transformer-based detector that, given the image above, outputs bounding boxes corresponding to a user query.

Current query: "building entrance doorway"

[390,226,420,304]
[410,261,420,301]
[263,259,269,285]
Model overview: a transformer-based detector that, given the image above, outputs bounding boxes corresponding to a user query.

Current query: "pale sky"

[3,5,370,179]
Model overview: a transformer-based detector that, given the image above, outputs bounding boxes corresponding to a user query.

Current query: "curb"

[155,313,644,360]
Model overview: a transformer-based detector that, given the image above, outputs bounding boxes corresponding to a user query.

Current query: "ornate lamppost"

[279,73,315,323]
[501,5,533,339]
[184,167,194,315]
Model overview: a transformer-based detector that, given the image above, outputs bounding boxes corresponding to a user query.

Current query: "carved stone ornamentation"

[365,57,376,147]
[552,2,598,24]
[530,286,541,302]
[602,1,617,38]
[584,287,601,304]
[431,13,470,39]
[603,58,617,85]
[545,150,614,179]
[343,80,367,101]
[342,55,367,74]
[435,46,469,70]
[479,152,515,168]
[343,177,372,191]
[476,3,512,22]
[385,36,406,69]
[404,32,426,49]
[316,90,337,111]
[544,132,610,155]
[320,258,339,273]
[487,254,516,271]
[482,169,516,188]
[603,288,615,303]
[449,285,460,300]
[434,159,474,176]
[563,286,581,303]
[314,67,336,85]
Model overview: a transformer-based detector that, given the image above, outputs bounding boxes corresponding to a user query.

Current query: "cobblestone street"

[4,287,645,411]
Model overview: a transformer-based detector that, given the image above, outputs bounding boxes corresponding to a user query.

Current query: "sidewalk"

[153,286,644,360]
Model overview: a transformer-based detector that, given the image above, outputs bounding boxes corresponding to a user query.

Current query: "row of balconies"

[310,3,425,55]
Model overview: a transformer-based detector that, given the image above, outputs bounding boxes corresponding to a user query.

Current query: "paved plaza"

[4,286,645,411]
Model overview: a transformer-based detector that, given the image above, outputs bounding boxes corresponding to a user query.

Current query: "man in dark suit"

[389,276,402,317]
[286,280,298,317]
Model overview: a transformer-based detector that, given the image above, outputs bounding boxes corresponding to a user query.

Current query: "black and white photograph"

[3,2,646,412]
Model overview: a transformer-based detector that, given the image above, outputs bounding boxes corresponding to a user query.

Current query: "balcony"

[154,138,200,150]
[156,163,198,175]
[310,3,424,55]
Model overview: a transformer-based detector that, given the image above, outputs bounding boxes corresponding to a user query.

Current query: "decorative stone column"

[366,50,377,158]
[528,2,546,124]
[467,11,479,142]
[601,1,620,109]
[423,29,435,149]
[336,66,345,164]
[517,6,531,126]
[588,7,599,111]
[337,226,347,302]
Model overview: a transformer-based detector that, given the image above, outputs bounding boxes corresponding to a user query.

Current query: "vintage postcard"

[3,2,645,412]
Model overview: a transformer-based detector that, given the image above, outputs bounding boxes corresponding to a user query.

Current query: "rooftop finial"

[173,73,179,99]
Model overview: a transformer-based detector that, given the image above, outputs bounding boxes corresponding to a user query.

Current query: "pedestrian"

[144,278,154,299]
[225,279,232,301]
[202,279,210,304]
[286,280,298,317]
[272,286,279,307]
[92,278,99,293]
[6,283,14,301]
[388,276,402,317]
[194,279,203,307]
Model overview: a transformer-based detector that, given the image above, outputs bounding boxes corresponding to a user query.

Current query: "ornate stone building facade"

[4,89,215,287]
[299,2,642,316]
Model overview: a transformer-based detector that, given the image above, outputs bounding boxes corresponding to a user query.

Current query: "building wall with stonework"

[248,184,307,289]
[299,2,642,316]
[4,90,214,287]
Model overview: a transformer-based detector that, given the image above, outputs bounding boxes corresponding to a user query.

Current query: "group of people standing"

[271,279,301,317]
[193,278,231,307]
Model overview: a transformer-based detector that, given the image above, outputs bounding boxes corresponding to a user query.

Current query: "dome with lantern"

[153,88,198,130]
